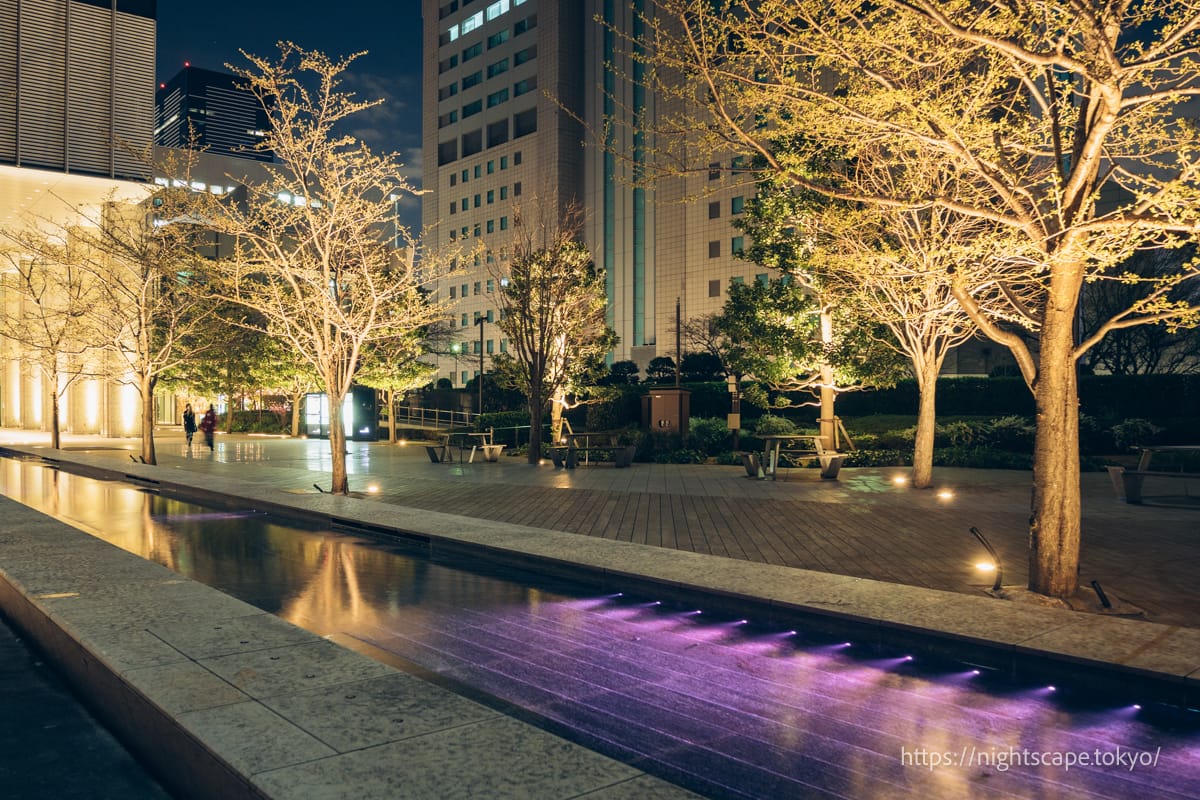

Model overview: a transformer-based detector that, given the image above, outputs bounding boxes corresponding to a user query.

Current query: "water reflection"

[0,460,538,635]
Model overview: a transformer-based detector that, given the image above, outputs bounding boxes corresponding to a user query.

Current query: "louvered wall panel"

[0,4,17,163]
[18,0,69,169]
[206,86,259,155]
[67,2,114,175]
[112,8,153,179]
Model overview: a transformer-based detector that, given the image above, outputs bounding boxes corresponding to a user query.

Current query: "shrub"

[1111,418,1163,451]
[715,450,744,466]
[753,414,798,436]
[656,448,707,464]
[985,415,1035,451]
[934,446,1033,470]
[687,416,731,455]
[843,448,910,467]
[938,419,987,447]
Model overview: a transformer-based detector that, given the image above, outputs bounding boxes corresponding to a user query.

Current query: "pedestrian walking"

[182,403,197,449]
[199,405,217,451]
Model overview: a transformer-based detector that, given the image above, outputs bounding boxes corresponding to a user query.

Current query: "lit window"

[486,0,510,22]
[461,10,484,35]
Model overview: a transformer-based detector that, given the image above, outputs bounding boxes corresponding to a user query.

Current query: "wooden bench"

[1107,465,1200,504]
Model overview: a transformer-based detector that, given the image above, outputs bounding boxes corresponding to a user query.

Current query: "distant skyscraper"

[0,0,156,179]
[155,65,272,162]
[422,0,759,383]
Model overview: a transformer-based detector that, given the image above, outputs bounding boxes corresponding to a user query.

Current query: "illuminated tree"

[810,158,1025,487]
[0,236,100,450]
[208,44,447,493]
[640,0,1200,597]
[71,188,219,465]
[357,329,439,443]
[491,204,617,463]
[720,174,906,443]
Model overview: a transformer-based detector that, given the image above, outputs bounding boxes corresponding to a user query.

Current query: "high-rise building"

[421,0,755,385]
[0,0,156,179]
[155,65,272,162]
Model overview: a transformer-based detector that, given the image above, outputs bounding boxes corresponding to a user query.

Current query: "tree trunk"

[911,358,940,489]
[817,309,837,448]
[328,391,349,494]
[50,383,61,451]
[291,391,302,437]
[549,391,565,448]
[526,393,543,464]
[1028,293,1082,597]
[386,389,397,443]
[140,375,157,465]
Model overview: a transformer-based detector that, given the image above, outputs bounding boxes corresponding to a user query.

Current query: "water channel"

[2,456,1198,799]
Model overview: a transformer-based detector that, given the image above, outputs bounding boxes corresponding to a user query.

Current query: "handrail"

[387,406,476,432]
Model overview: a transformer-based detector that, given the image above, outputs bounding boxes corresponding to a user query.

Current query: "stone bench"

[1107,465,1200,504]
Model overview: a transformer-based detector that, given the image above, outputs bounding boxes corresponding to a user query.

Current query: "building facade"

[0,0,160,436]
[0,0,156,179]
[421,0,761,385]
[155,65,273,162]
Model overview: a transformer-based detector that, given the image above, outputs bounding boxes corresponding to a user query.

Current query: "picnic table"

[425,430,504,464]
[750,434,845,480]
[550,431,637,468]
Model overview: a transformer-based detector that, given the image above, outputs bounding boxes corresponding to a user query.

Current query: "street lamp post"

[474,316,485,415]
[726,373,741,450]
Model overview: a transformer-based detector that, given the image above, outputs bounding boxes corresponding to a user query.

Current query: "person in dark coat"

[182,403,197,449]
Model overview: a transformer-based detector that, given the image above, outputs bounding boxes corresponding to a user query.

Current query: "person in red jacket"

[198,405,217,451]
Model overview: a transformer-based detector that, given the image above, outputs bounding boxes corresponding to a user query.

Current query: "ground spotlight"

[969,527,1004,592]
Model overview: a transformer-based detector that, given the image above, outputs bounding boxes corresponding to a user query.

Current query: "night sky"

[156,1,425,228]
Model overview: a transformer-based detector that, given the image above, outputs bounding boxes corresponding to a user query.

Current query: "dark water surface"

[3,458,1198,800]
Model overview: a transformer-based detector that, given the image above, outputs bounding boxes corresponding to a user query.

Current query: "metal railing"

[386,406,476,432]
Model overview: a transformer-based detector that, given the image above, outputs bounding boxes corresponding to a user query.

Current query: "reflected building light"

[119,383,139,434]
[30,375,41,425]
[82,381,99,431]
[6,362,18,419]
